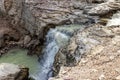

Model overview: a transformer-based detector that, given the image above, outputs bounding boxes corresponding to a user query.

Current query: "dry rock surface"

[50,12,120,80]
[51,0,120,80]
[52,25,120,80]
[88,0,120,15]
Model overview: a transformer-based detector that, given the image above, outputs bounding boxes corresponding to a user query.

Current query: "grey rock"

[0,63,29,80]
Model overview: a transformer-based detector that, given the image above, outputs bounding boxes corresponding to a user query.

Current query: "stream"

[0,24,83,80]
[32,28,70,80]
[33,24,84,80]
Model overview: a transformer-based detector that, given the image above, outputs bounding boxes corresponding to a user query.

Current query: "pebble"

[99,74,105,80]
[116,75,120,80]
[109,56,115,60]
[115,68,120,73]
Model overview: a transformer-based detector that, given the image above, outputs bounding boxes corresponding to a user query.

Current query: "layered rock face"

[88,0,120,16]
[23,0,97,37]
[53,0,120,66]
[0,63,29,80]
[0,0,99,55]
[0,0,118,54]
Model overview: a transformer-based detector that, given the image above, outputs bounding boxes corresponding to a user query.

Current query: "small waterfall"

[32,29,70,80]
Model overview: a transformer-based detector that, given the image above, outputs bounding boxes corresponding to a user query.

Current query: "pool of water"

[0,48,40,75]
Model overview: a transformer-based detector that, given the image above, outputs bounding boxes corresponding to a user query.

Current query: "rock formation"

[0,0,120,80]
[88,0,120,16]
[51,1,120,79]
[52,18,120,80]
[0,0,98,56]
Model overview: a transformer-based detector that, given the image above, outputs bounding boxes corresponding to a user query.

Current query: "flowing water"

[0,24,83,80]
[32,29,70,80]
[107,11,120,26]
[33,24,84,80]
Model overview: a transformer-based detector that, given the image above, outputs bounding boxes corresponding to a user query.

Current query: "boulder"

[0,63,29,80]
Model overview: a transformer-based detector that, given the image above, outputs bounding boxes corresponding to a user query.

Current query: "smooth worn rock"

[0,63,29,80]
[23,35,31,46]
[116,75,120,80]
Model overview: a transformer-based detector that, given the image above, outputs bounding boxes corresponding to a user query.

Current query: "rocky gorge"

[0,0,120,80]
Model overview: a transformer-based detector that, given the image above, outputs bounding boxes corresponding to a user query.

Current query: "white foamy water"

[32,29,70,80]
[107,11,120,26]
